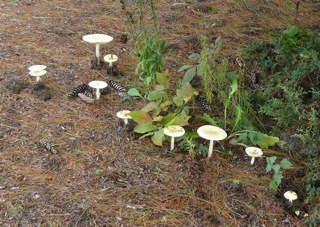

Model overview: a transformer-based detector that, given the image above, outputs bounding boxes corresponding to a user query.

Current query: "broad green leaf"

[178,64,192,72]
[151,129,164,146]
[280,158,293,169]
[196,64,203,76]
[173,82,195,106]
[257,134,280,149]
[266,156,277,172]
[147,90,166,101]
[181,67,196,85]
[269,180,278,191]
[154,84,165,91]
[249,129,265,145]
[237,132,248,144]
[142,102,158,113]
[144,77,152,87]
[134,123,158,134]
[188,53,201,61]
[168,115,190,126]
[272,164,281,173]
[128,110,153,124]
[160,113,176,125]
[156,71,169,89]
[128,88,143,98]
[274,172,283,185]
[229,77,238,97]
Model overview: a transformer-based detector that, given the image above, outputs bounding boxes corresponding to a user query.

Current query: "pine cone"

[78,92,95,104]
[109,80,126,92]
[197,95,212,112]
[40,139,57,154]
[66,83,89,97]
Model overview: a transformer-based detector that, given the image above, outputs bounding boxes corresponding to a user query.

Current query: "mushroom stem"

[124,118,129,125]
[95,88,101,100]
[208,140,214,158]
[36,76,41,82]
[109,62,113,67]
[250,157,255,165]
[170,137,175,151]
[95,44,100,63]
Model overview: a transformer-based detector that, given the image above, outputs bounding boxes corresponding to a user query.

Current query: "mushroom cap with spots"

[104,54,119,63]
[116,110,132,120]
[284,191,298,201]
[29,70,47,77]
[88,80,108,89]
[164,125,185,138]
[83,34,113,44]
[197,125,227,141]
[245,147,263,157]
[29,65,46,72]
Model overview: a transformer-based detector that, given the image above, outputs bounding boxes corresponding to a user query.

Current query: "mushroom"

[29,65,47,82]
[116,110,132,125]
[197,125,227,158]
[284,191,298,203]
[88,80,108,100]
[245,147,263,165]
[104,54,119,67]
[82,34,113,64]
[164,125,185,151]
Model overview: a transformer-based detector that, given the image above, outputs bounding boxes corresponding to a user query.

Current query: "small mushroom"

[197,125,227,158]
[245,147,263,165]
[116,110,132,125]
[88,80,108,100]
[82,34,113,64]
[164,125,185,151]
[284,190,298,203]
[104,54,119,67]
[29,70,47,82]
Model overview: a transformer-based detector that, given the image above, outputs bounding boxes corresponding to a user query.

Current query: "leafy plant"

[266,156,293,191]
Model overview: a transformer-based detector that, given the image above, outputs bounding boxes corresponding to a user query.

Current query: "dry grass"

[0,0,319,226]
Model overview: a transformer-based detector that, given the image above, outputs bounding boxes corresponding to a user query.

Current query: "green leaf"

[280,158,293,169]
[156,71,169,89]
[134,123,158,134]
[160,113,176,125]
[173,82,195,106]
[142,102,158,113]
[274,171,283,185]
[196,64,203,76]
[181,67,196,85]
[128,110,153,124]
[229,77,238,97]
[266,156,277,173]
[147,90,165,101]
[188,53,201,61]
[128,88,143,98]
[257,134,280,149]
[272,164,281,173]
[178,64,192,72]
[151,129,164,146]
[169,115,191,127]
[269,180,278,191]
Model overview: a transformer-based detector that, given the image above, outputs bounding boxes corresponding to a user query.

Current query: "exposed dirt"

[1,0,319,226]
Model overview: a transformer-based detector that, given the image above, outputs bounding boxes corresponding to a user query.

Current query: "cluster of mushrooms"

[28,34,298,205]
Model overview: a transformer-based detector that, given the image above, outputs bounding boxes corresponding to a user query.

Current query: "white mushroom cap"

[284,191,298,202]
[197,125,227,141]
[104,54,118,63]
[245,147,263,157]
[117,110,132,119]
[117,110,132,125]
[88,80,108,89]
[29,70,47,77]
[29,65,46,72]
[164,125,185,137]
[82,34,113,44]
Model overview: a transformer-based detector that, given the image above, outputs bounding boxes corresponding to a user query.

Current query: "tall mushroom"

[163,125,185,151]
[197,125,227,158]
[88,80,108,100]
[104,54,118,67]
[82,34,113,65]
[28,65,47,82]
[245,147,263,165]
